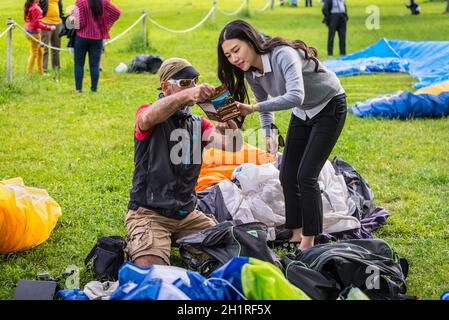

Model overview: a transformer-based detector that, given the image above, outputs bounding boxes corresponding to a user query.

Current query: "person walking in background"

[322,0,348,56]
[404,0,420,15]
[24,0,56,75]
[39,0,64,74]
[217,20,347,251]
[68,0,121,93]
[306,0,313,7]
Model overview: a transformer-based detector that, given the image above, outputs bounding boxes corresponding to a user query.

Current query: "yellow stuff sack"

[0,177,62,254]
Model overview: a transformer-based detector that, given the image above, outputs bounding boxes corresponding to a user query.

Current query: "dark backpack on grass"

[284,239,415,300]
[177,221,281,276]
[84,236,127,281]
[128,55,163,73]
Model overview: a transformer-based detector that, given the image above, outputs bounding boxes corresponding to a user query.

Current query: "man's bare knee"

[133,255,167,267]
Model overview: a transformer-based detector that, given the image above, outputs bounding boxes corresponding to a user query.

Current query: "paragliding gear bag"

[84,236,127,281]
[284,239,414,300]
[177,221,281,276]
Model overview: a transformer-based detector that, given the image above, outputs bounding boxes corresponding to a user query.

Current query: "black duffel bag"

[84,236,127,281]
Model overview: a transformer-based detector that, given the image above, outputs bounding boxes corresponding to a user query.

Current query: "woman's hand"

[265,135,278,154]
[236,102,257,116]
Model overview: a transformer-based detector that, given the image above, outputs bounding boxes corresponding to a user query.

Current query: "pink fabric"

[72,0,121,40]
[24,3,54,33]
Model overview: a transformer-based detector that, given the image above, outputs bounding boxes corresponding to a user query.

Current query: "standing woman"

[69,0,120,93]
[24,0,56,75]
[217,20,347,251]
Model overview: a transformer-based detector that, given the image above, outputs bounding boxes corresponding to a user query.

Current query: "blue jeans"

[74,36,103,92]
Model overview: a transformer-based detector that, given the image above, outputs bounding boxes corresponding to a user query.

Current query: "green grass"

[0,0,448,300]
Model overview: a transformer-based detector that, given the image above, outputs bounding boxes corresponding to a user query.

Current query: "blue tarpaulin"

[324,38,449,89]
[350,91,449,119]
[324,38,449,119]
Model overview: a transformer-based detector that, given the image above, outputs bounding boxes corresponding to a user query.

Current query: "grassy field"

[0,0,448,300]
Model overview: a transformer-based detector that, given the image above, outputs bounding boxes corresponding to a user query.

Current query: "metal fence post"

[212,1,216,23]
[6,18,14,84]
[142,10,148,48]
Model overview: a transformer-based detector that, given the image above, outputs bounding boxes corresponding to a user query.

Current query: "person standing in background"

[24,0,56,75]
[404,0,420,15]
[39,0,64,74]
[322,0,348,56]
[69,0,121,93]
[306,0,313,7]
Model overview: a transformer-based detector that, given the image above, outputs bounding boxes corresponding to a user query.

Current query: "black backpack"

[177,221,281,276]
[127,55,163,74]
[84,236,127,281]
[283,239,415,300]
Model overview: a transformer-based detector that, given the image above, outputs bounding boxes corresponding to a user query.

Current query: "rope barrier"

[146,3,217,33]
[13,22,69,51]
[216,0,247,16]
[104,13,146,46]
[11,13,146,51]
[254,0,272,12]
[4,0,275,55]
[0,24,14,39]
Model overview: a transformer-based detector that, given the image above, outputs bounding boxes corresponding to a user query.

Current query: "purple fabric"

[358,207,390,238]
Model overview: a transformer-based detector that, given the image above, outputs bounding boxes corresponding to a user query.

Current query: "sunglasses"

[167,77,199,88]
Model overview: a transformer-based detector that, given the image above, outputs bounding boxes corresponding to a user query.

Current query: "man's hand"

[215,120,238,134]
[205,119,242,152]
[184,84,215,105]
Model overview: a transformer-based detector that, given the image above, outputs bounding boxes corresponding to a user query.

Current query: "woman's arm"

[245,74,274,133]
[69,2,86,30]
[104,1,121,30]
[257,47,305,112]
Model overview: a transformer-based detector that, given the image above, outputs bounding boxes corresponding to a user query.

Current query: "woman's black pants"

[279,93,347,236]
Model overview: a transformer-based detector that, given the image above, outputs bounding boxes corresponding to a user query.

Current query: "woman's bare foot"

[289,228,303,242]
[299,235,315,252]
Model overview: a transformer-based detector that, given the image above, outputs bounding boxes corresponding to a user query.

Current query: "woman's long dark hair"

[88,0,103,21]
[24,0,35,21]
[218,19,322,105]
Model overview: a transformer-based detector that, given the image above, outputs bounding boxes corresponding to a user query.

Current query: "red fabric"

[24,3,54,33]
[135,104,215,141]
[135,104,154,140]
[73,0,121,40]
[201,117,214,133]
